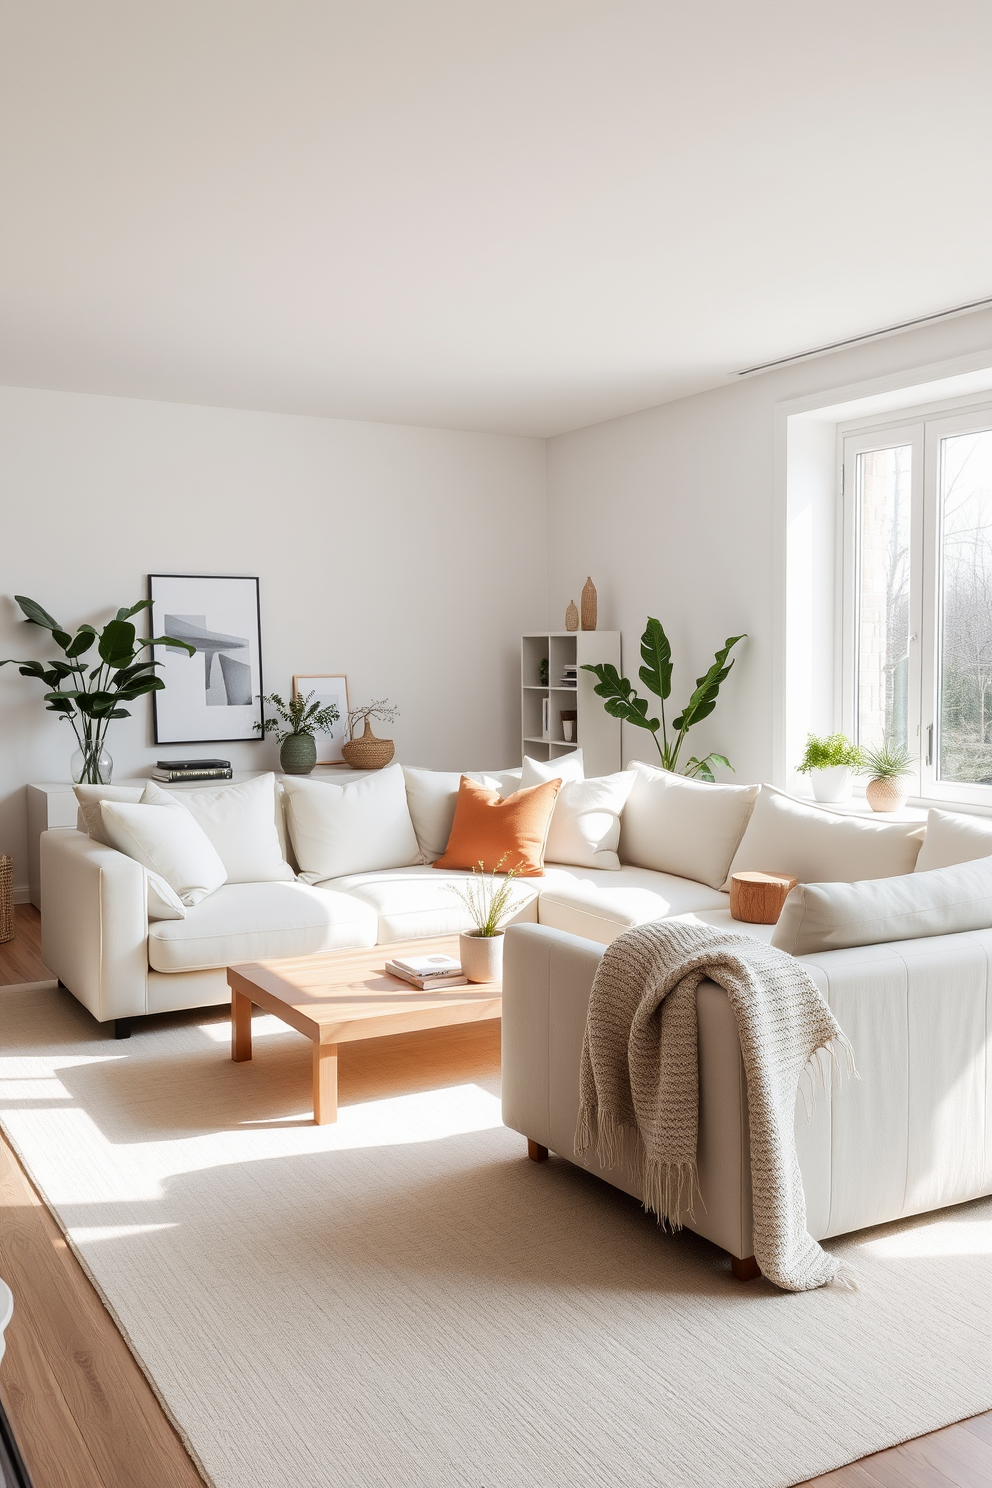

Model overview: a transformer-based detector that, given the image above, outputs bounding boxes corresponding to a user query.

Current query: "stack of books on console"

[385,953,468,989]
[150,758,233,783]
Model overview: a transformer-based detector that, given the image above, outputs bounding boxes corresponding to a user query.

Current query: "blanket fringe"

[827,1263,860,1293]
[798,1032,860,1121]
[642,1159,700,1229]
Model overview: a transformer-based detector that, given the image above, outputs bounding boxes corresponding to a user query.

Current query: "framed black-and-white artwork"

[293,674,351,763]
[148,574,264,745]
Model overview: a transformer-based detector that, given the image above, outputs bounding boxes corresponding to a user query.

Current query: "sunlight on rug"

[1,979,989,1488]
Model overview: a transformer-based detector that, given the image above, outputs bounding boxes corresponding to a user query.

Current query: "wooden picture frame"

[292,674,351,763]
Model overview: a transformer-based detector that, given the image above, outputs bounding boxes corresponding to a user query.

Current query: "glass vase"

[71,745,114,785]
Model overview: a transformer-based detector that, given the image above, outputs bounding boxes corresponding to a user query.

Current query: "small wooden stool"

[729,871,797,925]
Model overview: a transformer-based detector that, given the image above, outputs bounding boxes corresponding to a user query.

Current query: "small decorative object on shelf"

[796,733,864,803]
[565,599,579,632]
[0,594,195,785]
[581,576,597,631]
[539,657,549,686]
[861,740,914,812]
[342,700,399,770]
[256,690,341,776]
[451,856,520,982]
[541,697,551,740]
[560,709,577,742]
[0,855,12,944]
[730,871,797,925]
[151,758,232,782]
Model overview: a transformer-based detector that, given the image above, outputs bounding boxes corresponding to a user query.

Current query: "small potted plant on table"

[861,741,915,812]
[796,733,865,802]
[451,858,521,983]
[256,690,341,775]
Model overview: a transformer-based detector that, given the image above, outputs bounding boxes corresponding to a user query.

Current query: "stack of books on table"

[385,953,468,990]
[150,758,233,783]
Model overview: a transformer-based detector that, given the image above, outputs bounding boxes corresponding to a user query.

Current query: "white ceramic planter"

[865,776,908,812]
[810,765,852,803]
[459,930,504,983]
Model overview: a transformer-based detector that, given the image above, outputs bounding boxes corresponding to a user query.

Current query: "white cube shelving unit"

[521,631,621,777]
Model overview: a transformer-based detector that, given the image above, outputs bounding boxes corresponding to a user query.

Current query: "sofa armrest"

[40,829,149,1024]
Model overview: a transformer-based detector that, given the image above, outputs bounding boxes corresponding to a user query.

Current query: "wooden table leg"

[231,987,253,1063]
[313,1042,338,1125]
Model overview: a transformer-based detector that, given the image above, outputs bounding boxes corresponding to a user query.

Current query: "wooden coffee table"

[227,935,501,1124]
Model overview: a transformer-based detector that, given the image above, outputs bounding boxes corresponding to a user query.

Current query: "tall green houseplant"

[1,595,195,784]
[581,617,745,780]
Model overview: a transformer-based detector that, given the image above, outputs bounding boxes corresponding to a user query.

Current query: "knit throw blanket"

[574,918,855,1292]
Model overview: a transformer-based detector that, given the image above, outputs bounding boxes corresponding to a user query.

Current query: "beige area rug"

[1,980,990,1488]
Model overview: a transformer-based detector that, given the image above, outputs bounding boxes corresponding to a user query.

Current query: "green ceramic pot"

[279,732,318,775]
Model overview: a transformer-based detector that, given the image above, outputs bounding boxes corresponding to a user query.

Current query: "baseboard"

[13,885,30,905]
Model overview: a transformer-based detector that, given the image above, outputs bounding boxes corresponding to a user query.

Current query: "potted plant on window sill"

[256,690,341,775]
[451,858,521,983]
[796,733,865,803]
[861,741,915,812]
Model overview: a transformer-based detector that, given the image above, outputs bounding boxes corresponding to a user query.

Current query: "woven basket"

[0,856,12,945]
[341,719,395,770]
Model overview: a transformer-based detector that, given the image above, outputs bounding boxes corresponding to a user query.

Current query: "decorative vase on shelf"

[580,576,597,631]
[341,718,395,770]
[810,765,852,803]
[459,929,504,983]
[71,745,113,785]
[279,733,318,775]
[565,600,579,632]
[865,776,907,813]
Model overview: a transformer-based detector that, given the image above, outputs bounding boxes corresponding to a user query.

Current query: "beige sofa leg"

[527,1139,549,1163]
[731,1254,761,1282]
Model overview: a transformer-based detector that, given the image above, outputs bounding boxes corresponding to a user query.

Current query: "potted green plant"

[796,733,865,802]
[451,857,520,982]
[256,690,341,775]
[581,617,745,780]
[1,595,194,784]
[342,699,399,770]
[861,740,914,813]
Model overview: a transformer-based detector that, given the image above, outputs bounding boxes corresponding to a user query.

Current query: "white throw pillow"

[99,800,228,906]
[725,785,923,888]
[403,766,525,862]
[619,761,759,890]
[74,784,145,845]
[772,857,992,956]
[915,809,992,872]
[284,764,421,882]
[544,772,635,870]
[519,750,584,789]
[146,870,186,921]
[141,775,295,883]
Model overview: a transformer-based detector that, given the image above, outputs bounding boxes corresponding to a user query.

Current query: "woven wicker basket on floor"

[0,856,13,944]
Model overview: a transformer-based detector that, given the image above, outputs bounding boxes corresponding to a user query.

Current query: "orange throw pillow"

[433,776,562,876]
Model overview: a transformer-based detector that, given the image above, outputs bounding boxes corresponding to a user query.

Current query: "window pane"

[938,428,992,785]
[857,446,912,752]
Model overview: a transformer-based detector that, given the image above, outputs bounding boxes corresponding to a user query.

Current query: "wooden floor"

[0,903,989,1488]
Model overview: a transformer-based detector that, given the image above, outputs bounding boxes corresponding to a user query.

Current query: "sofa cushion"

[536,867,729,946]
[142,774,295,884]
[402,767,520,862]
[74,784,145,844]
[434,777,561,875]
[543,772,636,871]
[915,808,992,872]
[100,800,228,907]
[725,785,924,887]
[771,857,992,957]
[283,765,421,881]
[147,882,378,973]
[619,761,759,889]
[319,865,542,944]
[519,750,585,788]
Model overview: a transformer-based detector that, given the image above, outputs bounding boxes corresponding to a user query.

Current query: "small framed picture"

[293,674,351,763]
[149,574,264,745]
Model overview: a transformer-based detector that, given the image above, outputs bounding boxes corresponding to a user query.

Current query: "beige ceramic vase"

[341,718,395,770]
[459,930,504,983]
[580,576,597,630]
[865,775,907,812]
[565,599,579,632]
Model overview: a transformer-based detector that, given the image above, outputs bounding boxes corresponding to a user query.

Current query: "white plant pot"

[810,765,852,803]
[459,930,504,984]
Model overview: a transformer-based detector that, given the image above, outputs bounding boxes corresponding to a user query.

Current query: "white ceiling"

[2,1,992,438]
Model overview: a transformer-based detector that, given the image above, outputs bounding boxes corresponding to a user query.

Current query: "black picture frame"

[148,574,265,746]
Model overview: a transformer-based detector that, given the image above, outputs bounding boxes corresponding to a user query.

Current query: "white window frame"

[841,398,992,808]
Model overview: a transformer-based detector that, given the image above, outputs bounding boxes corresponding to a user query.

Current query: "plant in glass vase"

[1,595,194,784]
[255,690,341,776]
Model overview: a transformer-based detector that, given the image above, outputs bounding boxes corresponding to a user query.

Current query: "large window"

[844,406,992,804]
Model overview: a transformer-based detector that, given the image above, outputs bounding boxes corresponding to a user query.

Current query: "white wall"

[546,309,992,788]
[0,386,546,894]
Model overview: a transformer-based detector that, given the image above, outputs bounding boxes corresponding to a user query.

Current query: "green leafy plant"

[1,595,194,783]
[450,856,521,936]
[580,617,745,781]
[256,690,340,744]
[795,733,865,774]
[861,740,914,781]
